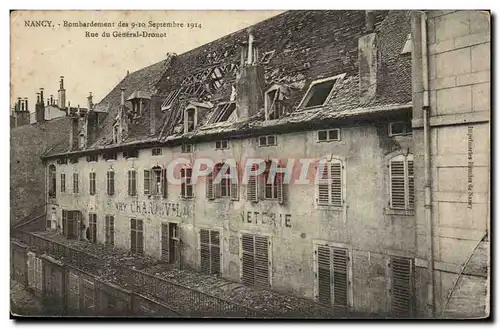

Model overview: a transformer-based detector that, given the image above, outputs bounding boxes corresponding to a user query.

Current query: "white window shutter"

[330,162,342,207]
[276,172,284,204]
[407,160,414,209]
[206,172,215,200]
[390,160,406,209]
[317,164,329,206]
[230,163,239,201]
[247,165,258,202]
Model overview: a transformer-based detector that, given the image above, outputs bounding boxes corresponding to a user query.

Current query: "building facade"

[32,10,489,318]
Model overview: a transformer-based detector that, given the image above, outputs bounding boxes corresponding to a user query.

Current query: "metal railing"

[11,229,270,318]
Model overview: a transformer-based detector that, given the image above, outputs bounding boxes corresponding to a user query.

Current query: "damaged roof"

[44,10,413,158]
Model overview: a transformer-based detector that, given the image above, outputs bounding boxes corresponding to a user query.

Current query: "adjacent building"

[13,10,489,318]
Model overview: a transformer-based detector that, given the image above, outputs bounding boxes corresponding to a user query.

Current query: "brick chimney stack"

[58,76,66,109]
[87,92,93,110]
[358,10,379,105]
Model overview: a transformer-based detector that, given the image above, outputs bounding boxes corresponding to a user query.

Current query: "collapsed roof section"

[43,10,413,158]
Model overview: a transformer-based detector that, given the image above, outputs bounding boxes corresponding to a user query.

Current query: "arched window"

[317,158,343,207]
[389,154,414,210]
[48,164,57,198]
[185,107,196,133]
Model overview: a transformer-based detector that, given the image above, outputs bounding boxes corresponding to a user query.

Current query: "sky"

[10,10,283,112]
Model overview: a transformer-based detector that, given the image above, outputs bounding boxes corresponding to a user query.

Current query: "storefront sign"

[114,201,191,217]
[241,211,292,228]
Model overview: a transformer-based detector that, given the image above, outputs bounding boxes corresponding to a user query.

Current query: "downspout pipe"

[420,11,435,317]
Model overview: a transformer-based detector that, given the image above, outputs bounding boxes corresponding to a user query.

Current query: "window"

[247,161,284,203]
[130,218,144,255]
[317,160,343,207]
[389,121,412,137]
[200,229,221,275]
[265,87,285,120]
[389,154,414,210]
[241,234,270,288]
[86,155,98,162]
[181,167,194,199]
[152,147,162,156]
[123,149,139,159]
[258,135,277,147]
[89,172,96,195]
[215,140,229,150]
[57,158,68,165]
[107,170,115,195]
[161,222,179,263]
[151,166,166,196]
[48,164,56,198]
[73,172,79,194]
[103,152,117,161]
[79,134,85,149]
[105,215,115,247]
[317,129,341,142]
[389,256,415,317]
[128,169,137,196]
[113,124,119,144]
[181,144,194,153]
[70,157,79,164]
[89,213,97,243]
[299,75,344,109]
[207,162,239,201]
[60,173,66,193]
[143,169,150,195]
[315,245,351,311]
[185,108,196,132]
[209,102,236,124]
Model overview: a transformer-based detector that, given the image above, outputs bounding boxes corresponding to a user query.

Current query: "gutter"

[41,103,412,160]
[420,11,435,318]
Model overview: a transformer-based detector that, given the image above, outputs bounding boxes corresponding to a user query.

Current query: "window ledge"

[316,205,343,211]
[384,208,415,216]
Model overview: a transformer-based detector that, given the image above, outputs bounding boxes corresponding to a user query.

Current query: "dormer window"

[208,102,236,124]
[209,67,224,91]
[299,74,345,109]
[113,123,119,144]
[185,107,196,133]
[265,85,287,120]
[79,134,85,149]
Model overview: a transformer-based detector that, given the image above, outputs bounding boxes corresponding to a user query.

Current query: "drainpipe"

[421,11,435,318]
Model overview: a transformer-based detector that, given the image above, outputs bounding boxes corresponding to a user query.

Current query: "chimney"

[69,115,79,150]
[58,76,66,109]
[40,88,44,106]
[24,98,28,112]
[87,92,93,110]
[50,95,54,106]
[235,30,265,120]
[358,10,379,105]
[35,90,45,123]
[120,88,125,106]
[16,97,21,111]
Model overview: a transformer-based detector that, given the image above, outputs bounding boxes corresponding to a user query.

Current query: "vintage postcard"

[10,9,490,319]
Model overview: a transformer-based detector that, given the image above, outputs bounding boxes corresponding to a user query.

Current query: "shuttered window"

[241,234,270,288]
[105,215,114,247]
[128,169,137,196]
[130,218,144,254]
[390,256,414,317]
[315,245,350,310]
[60,173,66,193]
[107,170,115,195]
[144,169,150,195]
[200,229,221,275]
[73,172,79,194]
[389,155,414,210]
[161,222,179,264]
[89,172,96,195]
[247,164,258,202]
[89,213,97,243]
[181,167,194,199]
[208,163,239,201]
[68,272,80,311]
[317,160,343,207]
